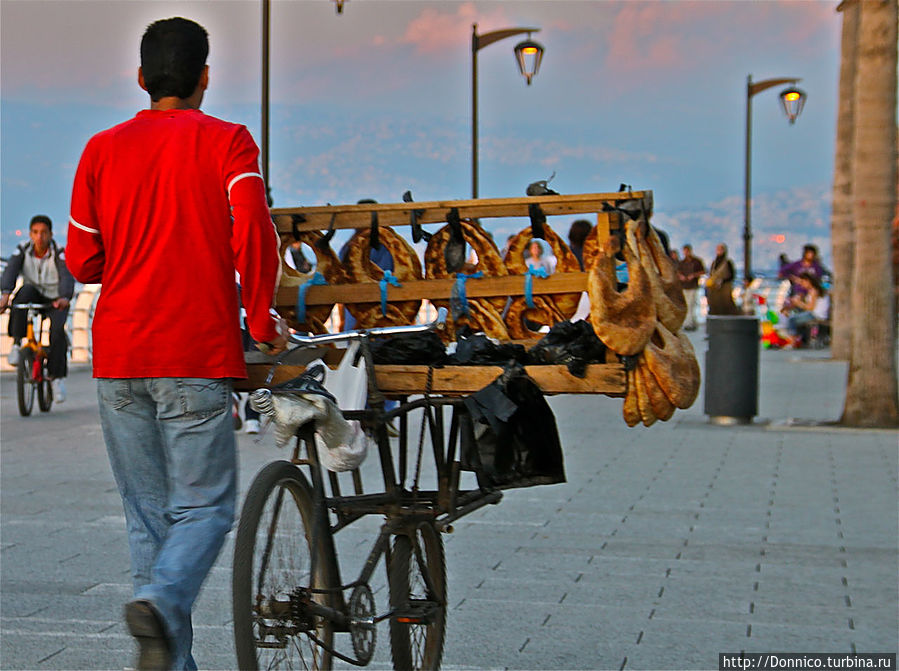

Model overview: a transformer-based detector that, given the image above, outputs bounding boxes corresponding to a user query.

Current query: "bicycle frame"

[257,308,503,663]
[14,303,50,377]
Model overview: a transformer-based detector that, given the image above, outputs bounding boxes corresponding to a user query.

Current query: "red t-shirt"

[67,108,280,379]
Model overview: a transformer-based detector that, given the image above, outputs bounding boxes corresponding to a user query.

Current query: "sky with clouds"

[1,0,841,269]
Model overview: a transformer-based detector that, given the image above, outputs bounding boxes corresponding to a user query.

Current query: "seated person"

[780,272,829,347]
[0,215,74,401]
[779,244,828,298]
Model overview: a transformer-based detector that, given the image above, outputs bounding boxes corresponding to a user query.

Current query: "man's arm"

[0,245,25,312]
[66,139,106,284]
[55,245,76,299]
[227,128,284,352]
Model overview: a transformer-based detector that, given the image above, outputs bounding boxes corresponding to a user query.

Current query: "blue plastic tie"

[296,271,327,322]
[379,270,402,315]
[451,271,484,318]
[524,266,548,308]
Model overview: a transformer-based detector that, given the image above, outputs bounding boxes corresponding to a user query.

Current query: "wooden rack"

[239,191,653,396]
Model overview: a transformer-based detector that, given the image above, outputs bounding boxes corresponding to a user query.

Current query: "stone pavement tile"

[621,619,750,670]
[462,577,569,606]
[0,615,116,635]
[0,630,130,671]
[513,633,633,670]
[745,622,856,652]
[644,591,750,623]
[448,598,561,668]
[501,554,672,581]
[666,541,769,566]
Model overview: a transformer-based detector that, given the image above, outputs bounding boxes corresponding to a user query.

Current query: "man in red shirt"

[66,17,286,671]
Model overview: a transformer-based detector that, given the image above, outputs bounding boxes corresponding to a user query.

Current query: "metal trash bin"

[704,315,759,425]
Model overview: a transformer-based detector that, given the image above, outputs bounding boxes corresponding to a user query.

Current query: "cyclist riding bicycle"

[1,215,74,402]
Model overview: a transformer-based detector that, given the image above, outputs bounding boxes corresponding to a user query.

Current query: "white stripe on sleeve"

[69,216,100,234]
[227,172,264,198]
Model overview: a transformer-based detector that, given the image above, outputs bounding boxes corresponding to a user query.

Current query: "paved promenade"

[1,334,897,670]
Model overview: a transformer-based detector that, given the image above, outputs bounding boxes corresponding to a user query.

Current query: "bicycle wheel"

[233,460,335,670]
[388,521,446,671]
[17,349,35,416]
[37,356,52,412]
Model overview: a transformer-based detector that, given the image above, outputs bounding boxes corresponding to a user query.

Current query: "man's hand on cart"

[257,316,289,356]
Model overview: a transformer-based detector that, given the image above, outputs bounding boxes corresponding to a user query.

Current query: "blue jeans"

[788,310,815,335]
[97,378,237,671]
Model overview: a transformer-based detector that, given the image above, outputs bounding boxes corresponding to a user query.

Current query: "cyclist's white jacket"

[1,240,76,300]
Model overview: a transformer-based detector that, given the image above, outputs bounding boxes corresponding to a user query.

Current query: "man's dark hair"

[802,243,818,256]
[140,17,208,101]
[30,215,52,232]
[568,219,592,246]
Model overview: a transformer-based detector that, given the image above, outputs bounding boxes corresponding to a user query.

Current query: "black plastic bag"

[528,319,607,377]
[462,363,565,489]
[448,333,529,366]
[369,331,447,366]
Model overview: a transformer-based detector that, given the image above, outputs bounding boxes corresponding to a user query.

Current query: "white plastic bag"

[253,342,371,472]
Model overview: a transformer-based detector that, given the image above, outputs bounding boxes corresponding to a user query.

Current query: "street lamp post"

[743,74,806,287]
[471,23,543,198]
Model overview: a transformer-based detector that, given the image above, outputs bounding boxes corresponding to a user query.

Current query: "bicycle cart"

[231,191,699,670]
[12,302,54,416]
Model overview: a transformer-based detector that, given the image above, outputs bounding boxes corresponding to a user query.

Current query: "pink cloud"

[401,2,511,54]
[603,1,836,77]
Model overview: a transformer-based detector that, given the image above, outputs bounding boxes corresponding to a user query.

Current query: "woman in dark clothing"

[567,219,592,271]
[706,243,739,315]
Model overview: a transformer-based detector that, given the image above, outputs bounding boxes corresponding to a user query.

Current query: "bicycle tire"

[17,349,35,416]
[388,522,446,671]
[37,356,52,412]
[233,460,335,670]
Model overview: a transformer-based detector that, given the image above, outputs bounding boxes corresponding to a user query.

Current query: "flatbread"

[629,221,686,333]
[622,367,641,427]
[633,358,658,427]
[588,233,656,355]
[638,355,676,421]
[643,323,701,409]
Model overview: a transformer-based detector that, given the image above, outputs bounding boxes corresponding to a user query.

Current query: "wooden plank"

[272,191,651,232]
[277,272,589,306]
[237,362,626,396]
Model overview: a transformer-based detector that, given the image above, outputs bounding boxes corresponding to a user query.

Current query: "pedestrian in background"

[677,244,706,330]
[567,219,592,271]
[66,17,286,671]
[706,243,739,315]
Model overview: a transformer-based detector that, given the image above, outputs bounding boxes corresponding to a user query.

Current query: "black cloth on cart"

[462,363,565,490]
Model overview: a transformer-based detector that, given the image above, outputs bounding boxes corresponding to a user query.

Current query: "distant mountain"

[652,184,831,275]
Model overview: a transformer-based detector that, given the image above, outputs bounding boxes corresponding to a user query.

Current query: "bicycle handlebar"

[11,303,52,310]
[287,307,448,347]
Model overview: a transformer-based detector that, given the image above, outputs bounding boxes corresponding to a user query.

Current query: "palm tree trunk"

[830,0,859,360]
[841,0,899,427]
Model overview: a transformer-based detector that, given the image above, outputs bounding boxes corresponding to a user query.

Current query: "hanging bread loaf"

[502,225,582,339]
[637,355,676,421]
[424,218,509,341]
[342,227,423,329]
[642,322,701,409]
[622,367,641,427]
[587,228,656,355]
[630,222,687,333]
[633,359,658,427]
[275,226,346,334]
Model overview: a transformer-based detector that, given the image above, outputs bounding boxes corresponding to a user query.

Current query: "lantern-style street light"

[743,75,807,288]
[472,23,544,198]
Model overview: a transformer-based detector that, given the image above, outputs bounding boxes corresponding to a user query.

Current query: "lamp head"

[514,34,544,85]
[779,86,806,124]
